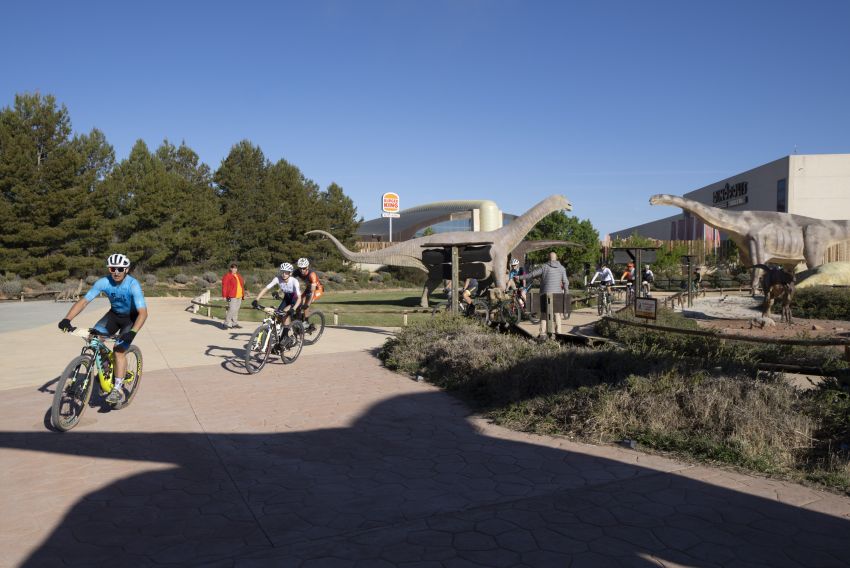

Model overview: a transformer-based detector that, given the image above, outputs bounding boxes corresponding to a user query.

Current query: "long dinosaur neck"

[495,195,571,250]
[652,195,745,233]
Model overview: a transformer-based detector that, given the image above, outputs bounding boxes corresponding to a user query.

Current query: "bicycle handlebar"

[69,328,118,340]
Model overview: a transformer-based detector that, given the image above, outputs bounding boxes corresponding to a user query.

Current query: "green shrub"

[145,274,157,286]
[203,271,219,284]
[172,274,189,284]
[793,287,850,320]
[0,279,23,297]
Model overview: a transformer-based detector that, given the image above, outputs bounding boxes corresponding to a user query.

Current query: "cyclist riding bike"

[620,262,636,301]
[641,265,655,297]
[460,277,479,313]
[590,263,615,289]
[295,257,324,317]
[58,253,148,404]
[253,262,302,341]
[507,258,530,310]
[620,262,635,284]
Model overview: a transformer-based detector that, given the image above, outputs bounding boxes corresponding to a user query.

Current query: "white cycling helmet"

[296,257,310,269]
[510,258,520,267]
[107,253,130,268]
[279,262,294,273]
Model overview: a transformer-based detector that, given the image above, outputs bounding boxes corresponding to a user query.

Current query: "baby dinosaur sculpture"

[308,195,573,307]
[754,263,795,324]
[650,194,850,292]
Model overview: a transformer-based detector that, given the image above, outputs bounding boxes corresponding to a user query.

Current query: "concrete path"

[0,299,849,567]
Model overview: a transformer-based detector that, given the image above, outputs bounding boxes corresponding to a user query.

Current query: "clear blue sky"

[2,0,849,237]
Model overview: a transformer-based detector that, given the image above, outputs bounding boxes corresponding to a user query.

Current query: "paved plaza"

[1,298,849,567]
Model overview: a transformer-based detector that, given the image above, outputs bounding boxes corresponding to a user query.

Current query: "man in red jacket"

[221,263,246,329]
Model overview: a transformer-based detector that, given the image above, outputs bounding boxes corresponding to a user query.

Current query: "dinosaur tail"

[306,230,427,271]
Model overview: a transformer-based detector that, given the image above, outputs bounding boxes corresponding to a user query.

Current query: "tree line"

[0,93,360,282]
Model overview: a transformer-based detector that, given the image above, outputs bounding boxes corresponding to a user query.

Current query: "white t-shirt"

[264,275,301,296]
[591,267,615,284]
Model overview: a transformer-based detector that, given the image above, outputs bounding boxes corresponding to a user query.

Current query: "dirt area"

[681,293,850,340]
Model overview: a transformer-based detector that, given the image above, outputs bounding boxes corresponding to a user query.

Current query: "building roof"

[357,200,507,241]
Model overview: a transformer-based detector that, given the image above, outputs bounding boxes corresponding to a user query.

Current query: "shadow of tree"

[1,390,848,566]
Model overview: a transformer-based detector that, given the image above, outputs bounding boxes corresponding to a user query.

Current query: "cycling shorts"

[304,288,323,303]
[93,310,137,352]
[277,292,299,312]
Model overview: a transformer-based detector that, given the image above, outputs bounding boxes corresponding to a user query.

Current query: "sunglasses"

[108,267,127,274]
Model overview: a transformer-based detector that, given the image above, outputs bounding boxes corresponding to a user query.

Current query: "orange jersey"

[299,270,324,300]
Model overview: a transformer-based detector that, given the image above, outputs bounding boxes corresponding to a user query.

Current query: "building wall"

[789,154,850,219]
[611,154,850,241]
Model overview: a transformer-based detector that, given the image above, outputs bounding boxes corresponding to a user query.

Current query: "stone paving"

[1,301,849,566]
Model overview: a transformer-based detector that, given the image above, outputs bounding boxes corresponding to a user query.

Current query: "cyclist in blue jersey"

[58,254,148,404]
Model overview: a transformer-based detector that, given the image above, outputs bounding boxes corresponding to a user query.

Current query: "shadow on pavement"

[2,391,849,566]
[189,317,227,329]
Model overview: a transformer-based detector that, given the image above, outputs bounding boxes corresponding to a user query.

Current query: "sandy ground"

[681,293,850,340]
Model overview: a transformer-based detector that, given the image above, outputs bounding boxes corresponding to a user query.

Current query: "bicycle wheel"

[500,299,520,326]
[471,299,490,325]
[112,346,143,410]
[302,310,325,346]
[281,321,304,364]
[51,355,95,432]
[431,302,449,317]
[597,291,604,316]
[245,323,274,374]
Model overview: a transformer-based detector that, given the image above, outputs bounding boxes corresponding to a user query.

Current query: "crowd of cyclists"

[54,250,674,402]
[57,253,327,403]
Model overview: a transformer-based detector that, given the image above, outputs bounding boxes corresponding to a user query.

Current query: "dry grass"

[380,314,850,493]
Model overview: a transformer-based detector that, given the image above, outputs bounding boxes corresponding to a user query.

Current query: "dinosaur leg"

[747,239,764,295]
[420,271,443,308]
[762,290,774,320]
[802,226,829,270]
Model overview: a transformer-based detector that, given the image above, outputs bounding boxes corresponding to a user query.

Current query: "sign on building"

[382,192,400,213]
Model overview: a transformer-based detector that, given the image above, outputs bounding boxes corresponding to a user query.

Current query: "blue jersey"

[509,268,530,290]
[84,275,147,315]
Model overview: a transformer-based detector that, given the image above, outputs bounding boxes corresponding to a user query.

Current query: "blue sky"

[2,0,849,237]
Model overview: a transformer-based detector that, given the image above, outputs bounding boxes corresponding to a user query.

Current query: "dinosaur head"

[649,194,675,206]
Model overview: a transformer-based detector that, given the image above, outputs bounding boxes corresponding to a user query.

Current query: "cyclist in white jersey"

[253,263,302,332]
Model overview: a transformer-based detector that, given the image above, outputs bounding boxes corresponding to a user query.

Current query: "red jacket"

[222,272,245,299]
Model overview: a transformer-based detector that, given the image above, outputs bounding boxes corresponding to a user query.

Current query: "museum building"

[356,200,517,243]
[611,154,850,256]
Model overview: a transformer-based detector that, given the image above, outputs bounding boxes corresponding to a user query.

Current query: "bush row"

[380,316,850,493]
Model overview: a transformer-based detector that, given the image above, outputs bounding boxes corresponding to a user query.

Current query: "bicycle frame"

[80,336,115,394]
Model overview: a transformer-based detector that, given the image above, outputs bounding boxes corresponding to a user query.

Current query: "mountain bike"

[273,291,324,345]
[293,305,325,346]
[588,283,612,316]
[432,288,490,325]
[500,288,541,326]
[51,328,143,432]
[624,281,636,306]
[244,304,304,374]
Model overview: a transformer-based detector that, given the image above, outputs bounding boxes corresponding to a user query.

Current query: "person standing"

[529,251,569,339]
[222,263,246,329]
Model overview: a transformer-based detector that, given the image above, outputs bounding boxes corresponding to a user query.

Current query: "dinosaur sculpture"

[754,264,795,324]
[650,194,850,292]
[308,195,573,307]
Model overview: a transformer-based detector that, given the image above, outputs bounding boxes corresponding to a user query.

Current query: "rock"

[833,327,846,332]
[752,317,776,329]
[812,324,822,331]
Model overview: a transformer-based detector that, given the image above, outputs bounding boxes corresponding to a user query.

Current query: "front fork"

[97,351,115,394]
